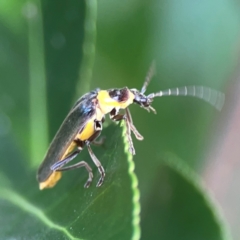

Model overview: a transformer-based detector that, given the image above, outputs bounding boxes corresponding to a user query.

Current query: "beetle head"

[130,89,156,113]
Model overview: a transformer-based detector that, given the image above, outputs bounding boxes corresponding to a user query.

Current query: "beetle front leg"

[109,108,136,155]
[110,108,143,141]
[125,108,144,140]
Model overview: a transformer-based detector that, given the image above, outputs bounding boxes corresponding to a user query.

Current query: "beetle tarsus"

[96,165,105,187]
[84,170,94,188]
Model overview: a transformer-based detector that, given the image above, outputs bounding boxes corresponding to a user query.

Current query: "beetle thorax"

[96,88,135,115]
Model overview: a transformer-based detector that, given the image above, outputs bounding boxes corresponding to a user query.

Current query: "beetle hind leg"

[58,161,93,188]
[51,149,81,171]
[51,147,94,188]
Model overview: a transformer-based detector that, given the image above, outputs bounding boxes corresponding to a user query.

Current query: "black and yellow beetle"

[37,63,225,190]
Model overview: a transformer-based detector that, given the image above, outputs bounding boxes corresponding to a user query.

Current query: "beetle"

[37,63,225,190]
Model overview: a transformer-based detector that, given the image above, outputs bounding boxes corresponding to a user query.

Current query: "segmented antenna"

[141,60,156,94]
[148,86,225,111]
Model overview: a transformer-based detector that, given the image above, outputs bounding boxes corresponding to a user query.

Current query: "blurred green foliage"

[0,0,239,239]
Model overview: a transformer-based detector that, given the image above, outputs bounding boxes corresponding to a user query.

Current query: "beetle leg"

[51,147,94,188]
[86,141,105,187]
[51,149,81,171]
[110,111,135,155]
[125,108,144,140]
[124,116,136,155]
[57,160,93,188]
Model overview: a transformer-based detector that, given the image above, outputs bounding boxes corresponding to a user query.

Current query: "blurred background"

[1,0,240,239]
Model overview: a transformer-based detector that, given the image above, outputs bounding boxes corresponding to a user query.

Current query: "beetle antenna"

[148,85,225,111]
[141,60,156,94]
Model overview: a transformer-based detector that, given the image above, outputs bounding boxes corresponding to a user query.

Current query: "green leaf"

[1,0,238,239]
[0,124,140,240]
[141,154,231,240]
